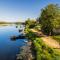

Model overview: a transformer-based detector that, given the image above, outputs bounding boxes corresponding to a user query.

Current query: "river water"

[0,25,27,60]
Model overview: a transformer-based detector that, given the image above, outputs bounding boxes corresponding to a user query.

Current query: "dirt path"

[41,37,60,48]
[31,29,60,49]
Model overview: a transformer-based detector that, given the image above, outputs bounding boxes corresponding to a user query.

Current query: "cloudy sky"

[0,0,60,22]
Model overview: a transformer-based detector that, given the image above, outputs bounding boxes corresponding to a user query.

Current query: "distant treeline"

[0,22,25,24]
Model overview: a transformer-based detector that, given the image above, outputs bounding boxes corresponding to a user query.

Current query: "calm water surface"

[0,25,27,60]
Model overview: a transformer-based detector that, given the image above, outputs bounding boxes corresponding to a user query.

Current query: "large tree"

[39,4,60,35]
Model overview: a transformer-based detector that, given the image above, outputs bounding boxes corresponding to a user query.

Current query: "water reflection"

[10,34,26,41]
[0,24,27,60]
[10,24,26,41]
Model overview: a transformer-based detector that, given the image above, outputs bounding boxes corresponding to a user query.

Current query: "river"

[0,25,27,60]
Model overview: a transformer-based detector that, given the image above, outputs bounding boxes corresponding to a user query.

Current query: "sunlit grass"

[25,28,60,60]
[52,35,60,42]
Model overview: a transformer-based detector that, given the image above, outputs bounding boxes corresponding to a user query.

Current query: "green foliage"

[26,31,37,41]
[24,26,30,33]
[39,4,60,35]
[25,29,60,60]
[33,38,60,60]
[25,18,36,28]
[34,24,41,31]
[52,35,60,42]
[11,2,60,60]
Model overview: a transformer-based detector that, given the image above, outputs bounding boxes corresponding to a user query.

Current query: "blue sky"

[0,0,60,22]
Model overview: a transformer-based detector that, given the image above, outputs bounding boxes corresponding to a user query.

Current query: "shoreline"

[16,40,34,60]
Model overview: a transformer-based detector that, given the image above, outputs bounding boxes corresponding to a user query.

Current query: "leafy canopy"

[39,4,60,35]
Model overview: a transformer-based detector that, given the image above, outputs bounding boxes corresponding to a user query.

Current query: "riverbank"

[16,40,34,60]
[25,28,60,60]
[17,27,60,60]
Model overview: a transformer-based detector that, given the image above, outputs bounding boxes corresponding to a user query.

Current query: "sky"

[0,0,60,22]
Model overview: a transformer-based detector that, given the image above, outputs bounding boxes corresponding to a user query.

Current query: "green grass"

[26,32,60,60]
[52,35,60,42]
[33,38,60,60]
[25,27,60,60]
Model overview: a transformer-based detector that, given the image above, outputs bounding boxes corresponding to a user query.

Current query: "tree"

[39,4,60,35]
[25,18,36,28]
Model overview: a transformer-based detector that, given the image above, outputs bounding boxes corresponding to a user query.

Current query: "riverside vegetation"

[24,26,60,60]
[17,4,60,60]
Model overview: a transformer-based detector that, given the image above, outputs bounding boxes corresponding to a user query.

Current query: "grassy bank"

[25,27,60,60]
[52,35,60,42]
